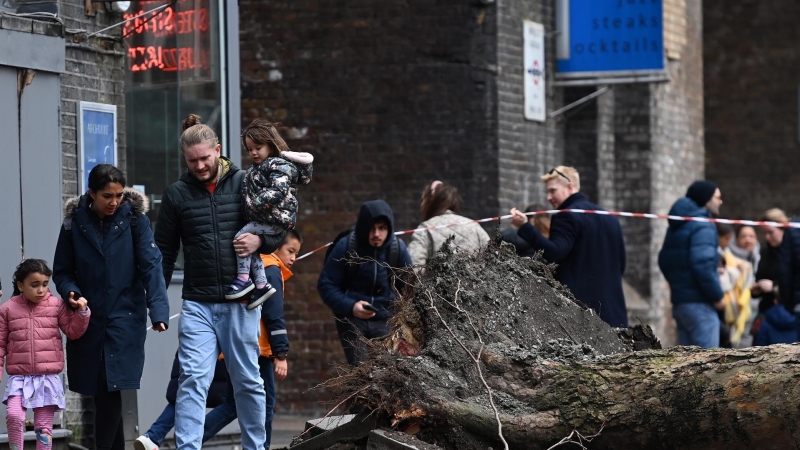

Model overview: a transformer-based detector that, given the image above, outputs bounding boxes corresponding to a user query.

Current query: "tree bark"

[394,344,800,450]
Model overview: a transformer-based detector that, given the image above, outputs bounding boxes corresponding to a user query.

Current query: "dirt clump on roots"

[302,239,660,450]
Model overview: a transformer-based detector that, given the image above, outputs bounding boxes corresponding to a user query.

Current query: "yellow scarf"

[721,249,752,345]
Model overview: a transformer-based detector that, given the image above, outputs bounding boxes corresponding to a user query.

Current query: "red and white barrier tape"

[152,207,794,329]
[297,208,797,261]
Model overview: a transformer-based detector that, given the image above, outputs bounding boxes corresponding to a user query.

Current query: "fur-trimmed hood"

[64,188,149,219]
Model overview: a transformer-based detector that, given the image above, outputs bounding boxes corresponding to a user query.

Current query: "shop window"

[124,0,223,269]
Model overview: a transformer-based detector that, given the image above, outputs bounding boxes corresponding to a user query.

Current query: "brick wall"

[496,0,564,211]
[59,1,126,202]
[58,0,126,446]
[596,87,616,210]
[239,0,503,414]
[612,83,654,301]
[704,0,800,220]
[240,0,708,412]
[562,86,600,203]
[647,0,705,343]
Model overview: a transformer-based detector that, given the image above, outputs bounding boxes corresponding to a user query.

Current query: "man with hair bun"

[154,114,276,450]
[510,166,628,328]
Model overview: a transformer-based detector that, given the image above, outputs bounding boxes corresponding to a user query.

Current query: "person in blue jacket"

[53,164,169,450]
[318,200,413,365]
[779,212,800,334]
[753,299,798,346]
[658,180,725,348]
[510,166,628,328]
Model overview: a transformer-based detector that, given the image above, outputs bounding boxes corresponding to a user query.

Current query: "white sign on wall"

[77,101,118,194]
[523,21,546,122]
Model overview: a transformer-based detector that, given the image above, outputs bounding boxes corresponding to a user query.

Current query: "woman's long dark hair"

[88,164,126,192]
[12,259,51,296]
[420,181,461,222]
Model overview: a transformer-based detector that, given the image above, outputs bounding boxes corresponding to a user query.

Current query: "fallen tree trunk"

[399,344,800,450]
[320,242,800,450]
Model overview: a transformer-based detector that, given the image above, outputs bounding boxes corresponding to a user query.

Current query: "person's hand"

[757,279,774,293]
[353,301,376,319]
[233,233,261,257]
[68,292,88,311]
[510,208,527,229]
[714,299,726,311]
[736,262,748,275]
[274,359,288,381]
[152,322,167,332]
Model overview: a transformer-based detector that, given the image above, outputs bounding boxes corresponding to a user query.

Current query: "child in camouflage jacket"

[225,119,313,309]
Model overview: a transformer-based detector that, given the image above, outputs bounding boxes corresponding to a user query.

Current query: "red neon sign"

[127,46,211,72]
[123,6,210,39]
[125,1,212,83]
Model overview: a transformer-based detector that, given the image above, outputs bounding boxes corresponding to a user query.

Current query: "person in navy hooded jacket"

[318,200,413,365]
[753,298,798,346]
[659,180,726,348]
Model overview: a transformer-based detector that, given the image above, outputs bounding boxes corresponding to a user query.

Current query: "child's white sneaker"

[134,435,159,450]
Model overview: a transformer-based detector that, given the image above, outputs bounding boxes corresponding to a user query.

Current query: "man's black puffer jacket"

[155,157,247,302]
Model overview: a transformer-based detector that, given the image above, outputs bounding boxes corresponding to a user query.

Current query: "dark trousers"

[335,317,390,366]
[95,360,124,450]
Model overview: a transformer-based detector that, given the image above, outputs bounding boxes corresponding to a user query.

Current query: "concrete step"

[290,414,384,450]
[303,414,357,438]
[0,428,72,450]
[367,430,444,450]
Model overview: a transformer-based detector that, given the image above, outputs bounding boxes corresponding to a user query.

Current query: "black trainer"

[225,278,255,300]
[248,283,277,310]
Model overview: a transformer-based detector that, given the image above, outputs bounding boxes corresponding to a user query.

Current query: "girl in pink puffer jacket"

[0,259,90,450]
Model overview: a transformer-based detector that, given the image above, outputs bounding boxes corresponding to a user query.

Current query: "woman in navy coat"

[53,164,169,450]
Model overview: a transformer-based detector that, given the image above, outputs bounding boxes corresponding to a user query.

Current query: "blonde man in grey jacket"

[407,181,490,265]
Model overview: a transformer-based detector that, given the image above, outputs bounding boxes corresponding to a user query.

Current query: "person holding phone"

[318,200,413,365]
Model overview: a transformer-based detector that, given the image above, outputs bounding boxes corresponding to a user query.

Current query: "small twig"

[340,254,417,295]
[546,422,606,450]
[295,386,369,440]
[558,321,579,345]
[426,281,509,450]
[450,282,508,450]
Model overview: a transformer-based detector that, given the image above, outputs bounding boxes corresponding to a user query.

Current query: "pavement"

[270,414,310,449]
[156,414,311,449]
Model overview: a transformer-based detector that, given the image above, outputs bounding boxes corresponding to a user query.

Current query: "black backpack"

[324,228,400,282]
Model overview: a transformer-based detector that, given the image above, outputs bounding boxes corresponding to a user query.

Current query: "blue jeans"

[673,302,720,348]
[144,403,175,445]
[145,401,232,445]
[174,300,266,450]
[204,356,277,446]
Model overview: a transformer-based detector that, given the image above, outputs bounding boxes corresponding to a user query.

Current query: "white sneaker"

[134,435,159,450]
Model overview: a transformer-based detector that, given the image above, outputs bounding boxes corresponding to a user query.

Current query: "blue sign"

[78,102,117,193]
[557,0,664,76]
